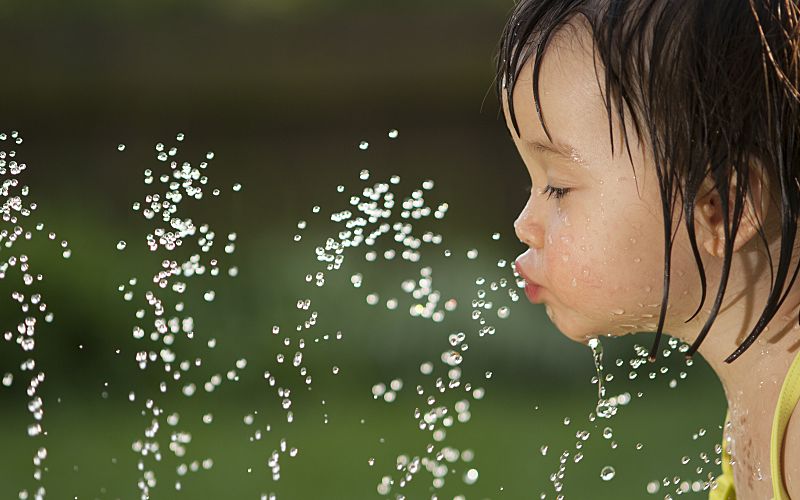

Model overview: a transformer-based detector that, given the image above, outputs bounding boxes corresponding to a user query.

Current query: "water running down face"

[503,22,769,347]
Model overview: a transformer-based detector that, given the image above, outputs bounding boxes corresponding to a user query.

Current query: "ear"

[695,161,769,259]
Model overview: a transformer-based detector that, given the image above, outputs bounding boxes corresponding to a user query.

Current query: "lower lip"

[524,283,543,303]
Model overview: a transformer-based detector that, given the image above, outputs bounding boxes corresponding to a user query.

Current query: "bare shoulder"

[784,406,800,497]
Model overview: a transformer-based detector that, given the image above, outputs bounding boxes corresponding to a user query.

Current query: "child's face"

[504,28,705,344]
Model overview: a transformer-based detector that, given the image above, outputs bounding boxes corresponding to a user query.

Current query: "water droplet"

[232,183,242,192]
[176,132,185,141]
[467,249,478,260]
[600,466,616,481]
[117,144,126,151]
[497,306,510,319]
[116,240,127,250]
[203,291,215,302]
[388,129,399,139]
[464,468,479,485]
[358,141,369,150]
[448,332,466,346]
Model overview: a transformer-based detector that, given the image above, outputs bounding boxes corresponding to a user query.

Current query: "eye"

[541,184,571,200]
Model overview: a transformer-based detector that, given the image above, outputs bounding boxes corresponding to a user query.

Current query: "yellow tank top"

[709,350,800,500]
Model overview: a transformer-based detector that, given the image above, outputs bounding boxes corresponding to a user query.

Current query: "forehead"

[502,21,618,159]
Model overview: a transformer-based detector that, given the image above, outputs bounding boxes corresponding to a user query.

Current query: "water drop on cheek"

[571,277,577,287]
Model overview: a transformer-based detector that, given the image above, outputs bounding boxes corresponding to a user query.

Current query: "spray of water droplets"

[0,131,69,500]
[536,333,720,498]
[116,133,245,498]
[281,130,526,497]
[1,127,725,498]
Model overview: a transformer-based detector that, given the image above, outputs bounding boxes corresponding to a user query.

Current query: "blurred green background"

[0,1,726,499]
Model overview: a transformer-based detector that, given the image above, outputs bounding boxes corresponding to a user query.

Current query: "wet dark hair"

[494,0,800,363]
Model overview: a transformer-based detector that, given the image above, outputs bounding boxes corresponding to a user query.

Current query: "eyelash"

[526,184,572,200]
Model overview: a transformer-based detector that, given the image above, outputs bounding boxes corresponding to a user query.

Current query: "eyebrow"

[526,140,587,167]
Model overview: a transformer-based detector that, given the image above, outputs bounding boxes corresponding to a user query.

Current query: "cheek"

[543,208,664,303]
[543,230,603,290]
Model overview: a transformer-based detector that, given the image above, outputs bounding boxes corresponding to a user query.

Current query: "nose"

[514,197,545,249]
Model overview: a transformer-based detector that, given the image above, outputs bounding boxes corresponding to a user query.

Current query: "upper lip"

[513,259,541,288]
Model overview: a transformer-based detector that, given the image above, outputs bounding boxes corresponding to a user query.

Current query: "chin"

[549,314,630,345]
[548,316,596,344]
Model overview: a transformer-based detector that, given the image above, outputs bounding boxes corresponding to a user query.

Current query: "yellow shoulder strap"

[771,349,800,500]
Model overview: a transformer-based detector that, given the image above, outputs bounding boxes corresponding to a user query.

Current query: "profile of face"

[504,23,721,345]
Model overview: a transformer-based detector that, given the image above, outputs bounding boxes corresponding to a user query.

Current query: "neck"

[675,248,800,494]
[688,253,800,401]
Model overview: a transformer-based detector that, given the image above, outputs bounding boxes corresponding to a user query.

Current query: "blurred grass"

[0,382,725,499]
